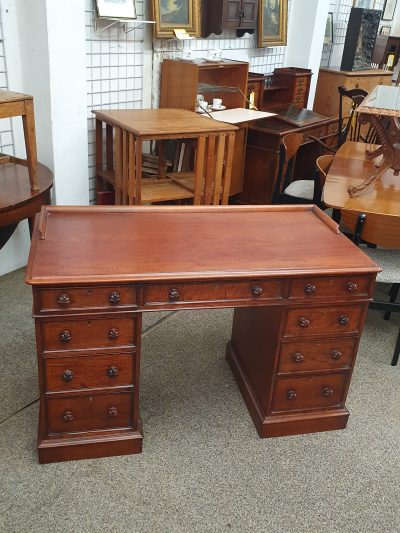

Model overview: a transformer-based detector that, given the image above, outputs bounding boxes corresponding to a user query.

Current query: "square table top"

[357,85,400,117]
[92,108,238,138]
[26,205,378,285]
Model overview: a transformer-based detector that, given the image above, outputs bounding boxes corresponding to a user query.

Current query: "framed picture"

[95,0,137,19]
[152,0,200,38]
[382,0,397,20]
[258,0,288,48]
[324,12,334,44]
[380,25,391,35]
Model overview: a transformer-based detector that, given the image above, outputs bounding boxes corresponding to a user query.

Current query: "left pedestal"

[32,286,143,464]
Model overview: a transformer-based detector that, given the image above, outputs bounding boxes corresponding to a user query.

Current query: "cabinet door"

[223,0,241,27]
[240,0,258,28]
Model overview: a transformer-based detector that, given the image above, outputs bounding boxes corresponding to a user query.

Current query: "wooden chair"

[341,209,400,365]
[338,86,372,147]
[272,133,335,207]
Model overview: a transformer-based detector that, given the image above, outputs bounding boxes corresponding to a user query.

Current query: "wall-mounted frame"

[258,0,288,48]
[95,0,137,19]
[152,0,200,37]
[324,12,334,44]
[382,0,397,20]
[380,25,391,35]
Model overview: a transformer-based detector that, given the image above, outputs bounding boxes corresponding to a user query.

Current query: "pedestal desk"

[26,205,379,464]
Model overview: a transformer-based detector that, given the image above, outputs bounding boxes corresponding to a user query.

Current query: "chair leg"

[391,327,400,366]
[384,284,400,321]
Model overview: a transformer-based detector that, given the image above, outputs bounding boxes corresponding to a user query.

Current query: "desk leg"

[22,100,39,191]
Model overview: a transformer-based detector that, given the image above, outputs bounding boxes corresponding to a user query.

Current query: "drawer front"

[38,285,137,313]
[41,317,135,352]
[144,280,283,306]
[47,392,133,434]
[278,338,357,374]
[272,373,347,412]
[289,276,371,300]
[44,353,134,392]
[283,305,364,337]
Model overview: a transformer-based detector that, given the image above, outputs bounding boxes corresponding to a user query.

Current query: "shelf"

[198,83,241,94]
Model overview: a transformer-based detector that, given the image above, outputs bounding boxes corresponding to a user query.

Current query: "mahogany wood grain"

[288,275,372,300]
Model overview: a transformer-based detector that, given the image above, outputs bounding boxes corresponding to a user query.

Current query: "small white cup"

[199,100,208,110]
[212,98,222,109]
[196,94,204,103]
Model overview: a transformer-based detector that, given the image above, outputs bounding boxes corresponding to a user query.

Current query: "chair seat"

[363,248,400,284]
[284,180,314,200]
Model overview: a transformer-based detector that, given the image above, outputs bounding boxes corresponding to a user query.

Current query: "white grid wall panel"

[85,0,144,203]
[0,17,14,156]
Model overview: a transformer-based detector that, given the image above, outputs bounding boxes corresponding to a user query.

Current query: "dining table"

[323,141,400,216]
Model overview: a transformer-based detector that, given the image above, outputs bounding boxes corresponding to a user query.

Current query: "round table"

[0,162,53,248]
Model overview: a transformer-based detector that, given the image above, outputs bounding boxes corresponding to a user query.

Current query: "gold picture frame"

[152,0,200,38]
[258,0,288,48]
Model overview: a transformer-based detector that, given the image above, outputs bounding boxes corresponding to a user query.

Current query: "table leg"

[194,136,206,205]
[95,119,103,194]
[114,127,123,204]
[22,100,39,191]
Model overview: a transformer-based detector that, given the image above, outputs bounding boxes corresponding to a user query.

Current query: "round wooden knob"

[109,291,121,304]
[304,283,316,295]
[338,315,349,326]
[293,352,304,363]
[346,282,358,293]
[107,406,118,417]
[287,389,297,400]
[331,349,342,360]
[169,288,180,300]
[251,285,263,297]
[63,410,74,422]
[299,317,310,328]
[62,369,74,382]
[108,328,119,339]
[107,366,119,377]
[58,293,71,306]
[322,387,334,397]
[59,330,72,343]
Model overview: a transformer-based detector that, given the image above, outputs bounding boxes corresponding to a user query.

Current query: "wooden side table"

[93,108,237,206]
[0,90,39,191]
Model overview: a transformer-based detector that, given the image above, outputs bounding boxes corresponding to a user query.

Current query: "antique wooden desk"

[93,109,237,205]
[324,141,400,215]
[26,205,378,464]
[240,109,338,204]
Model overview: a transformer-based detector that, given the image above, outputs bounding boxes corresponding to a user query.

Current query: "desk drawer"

[289,276,371,300]
[278,338,357,374]
[46,392,133,434]
[272,373,347,413]
[283,305,364,337]
[41,317,136,352]
[37,285,138,313]
[143,280,283,307]
[44,353,134,392]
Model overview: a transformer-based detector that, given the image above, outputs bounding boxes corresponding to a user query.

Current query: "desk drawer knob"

[59,330,72,343]
[169,288,180,301]
[109,291,121,304]
[251,285,263,297]
[298,317,310,328]
[322,387,334,397]
[304,283,316,295]
[287,389,297,400]
[346,282,358,293]
[63,410,74,422]
[108,328,119,339]
[107,406,119,417]
[293,352,304,363]
[58,293,71,306]
[62,370,74,382]
[107,366,119,377]
[331,349,342,360]
[338,315,349,326]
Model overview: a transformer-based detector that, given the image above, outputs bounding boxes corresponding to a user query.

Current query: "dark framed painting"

[380,25,391,35]
[258,0,288,48]
[382,0,397,20]
[95,0,137,19]
[152,0,200,37]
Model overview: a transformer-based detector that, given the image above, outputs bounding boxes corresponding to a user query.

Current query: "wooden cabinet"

[262,67,312,111]
[160,59,249,195]
[313,67,392,117]
[202,0,258,37]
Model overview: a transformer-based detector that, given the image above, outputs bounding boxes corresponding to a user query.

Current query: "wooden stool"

[0,90,39,191]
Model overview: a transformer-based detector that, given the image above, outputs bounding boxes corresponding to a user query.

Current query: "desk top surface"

[92,108,237,136]
[26,205,378,285]
[324,141,400,214]
[0,89,33,103]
